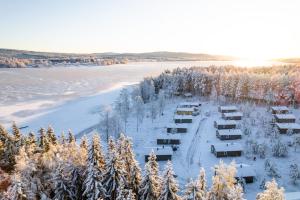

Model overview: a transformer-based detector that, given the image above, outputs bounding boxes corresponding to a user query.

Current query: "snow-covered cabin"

[216,129,242,140]
[144,147,173,162]
[183,93,193,98]
[211,143,243,157]
[222,112,243,120]
[176,107,195,115]
[271,106,289,114]
[285,192,300,200]
[166,123,188,133]
[275,123,300,134]
[235,164,256,183]
[274,114,296,123]
[178,102,201,109]
[214,120,237,130]
[174,115,193,123]
[157,135,181,145]
[218,106,238,113]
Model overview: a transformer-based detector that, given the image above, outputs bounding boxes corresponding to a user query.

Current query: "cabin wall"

[145,155,172,162]
[275,118,296,123]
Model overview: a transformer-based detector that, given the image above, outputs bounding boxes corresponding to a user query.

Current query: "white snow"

[219,106,238,111]
[178,102,201,107]
[274,114,296,120]
[176,107,195,112]
[285,192,300,200]
[173,115,193,120]
[223,112,243,117]
[271,106,289,112]
[275,123,300,129]
[235,164,256,177]
[217,129,242,136]
[214,120,237,126]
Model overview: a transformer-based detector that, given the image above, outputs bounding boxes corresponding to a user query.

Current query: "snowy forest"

[0,123,285,200]
[142,65,300,106]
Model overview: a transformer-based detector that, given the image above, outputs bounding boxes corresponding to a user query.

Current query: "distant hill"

[0,48,235,68]
[276,57,300,64]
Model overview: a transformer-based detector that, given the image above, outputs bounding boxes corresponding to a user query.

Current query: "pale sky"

[0,0,300,59]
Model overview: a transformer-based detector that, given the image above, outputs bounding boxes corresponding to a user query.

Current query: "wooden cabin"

[235,164,256,184]
[211,143,243,157]
[166,124,188,134]
[174,115,193,123]
[271,106,289,114]
[216,129,242,140]
[144,148,172,162]
[274,114,296,123]
[176,107,194,115]
[157,135,181,145]
[214,120,237,130]
[218,106,238,113]
[222,112,243,120]
[275,123,300,134]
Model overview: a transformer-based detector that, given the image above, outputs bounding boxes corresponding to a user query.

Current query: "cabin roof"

[217,129,242,136]
[157,134,181,140]
[212,143,243,152]
[178,102,201,107]
[223,112,243,117]
[219,106,238,111]
[183,93,193,97]
[166,123,189,129]
[235,163,256,177]
[144,147,173,155]
[176,107,195,112]
[174,115,193,120]
[215,120,237,126]
[274,114,296,119]
[271,106,289,111]
[276,123,300,129]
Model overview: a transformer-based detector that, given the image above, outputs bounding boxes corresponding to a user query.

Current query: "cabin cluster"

[272,106,300,134]
[212,105,256,184]
[144,100,201,162]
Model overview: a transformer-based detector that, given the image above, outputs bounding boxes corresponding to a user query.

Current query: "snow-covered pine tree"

[256,179,284,200]
[3,173,26,200]
[60,131,66,145]
[38,128,47,150]
[70,166,83,200]
[68,129,75,144]
[133,95,145,132]
[158,161,181,200]
[116,178,128,200]
[126,189,136,200]
[92,134,106,171]
[272,139,288,157]
[158,91,166,116]
[80,135,88,151]
[46,125,57,145]
[83,136,106,200]
[12,121,21,143]
[0,124,8,143]
[116,88,131,132]
[53,164,75,200]
[184,179,202,200]
[102,138,126,200]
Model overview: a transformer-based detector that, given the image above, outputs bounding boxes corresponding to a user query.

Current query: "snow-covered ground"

[104,97,300,199]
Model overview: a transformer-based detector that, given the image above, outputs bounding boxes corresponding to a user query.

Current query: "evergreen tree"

[3,173,26,200]
[92,134,106,171]
[53,164,75,200]
[158,161,181,200]
[102,140,126,200]
[0,124,8,143]
[83,138,106,200]
[80,135,88,151]
[38,128,47,150]
[68,129,75,144]
[12,122,21,142]
[256,179,284,200]
[60,131,66,145]
[46,125,57,145]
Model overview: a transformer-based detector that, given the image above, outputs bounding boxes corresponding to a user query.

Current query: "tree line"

[0,123,285,200]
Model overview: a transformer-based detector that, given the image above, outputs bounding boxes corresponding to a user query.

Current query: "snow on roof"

[235,163,256,177]
[215,120,237,126]
[275,114,296,119]
[285,192,300,200]
[157,134,181,140]
[271,106,289,111]
[223,112,243,117]
[219,106,238,111]
[276,123,300,130]
[212,143,243,152]
[166,123,189,129]
[144,147,173,155]
[179,102,201,107]
[183,93,193,97]
[176,107,195,112]
[217,129,242,136]
[174,115,193,120]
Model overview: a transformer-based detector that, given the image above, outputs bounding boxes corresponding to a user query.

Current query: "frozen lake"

[0,60,283,130]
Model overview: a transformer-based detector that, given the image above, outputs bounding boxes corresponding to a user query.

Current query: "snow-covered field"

[109,97,300,199]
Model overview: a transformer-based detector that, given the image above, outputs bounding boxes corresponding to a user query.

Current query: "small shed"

[218,106,238,113]
[214,120,237,130]
[178,102,201,109]
[222,112,243,120]
[157,135,181,145]
[235,164,256,183]
[216,129,242,140]
[275,123,300,134]
[166,124,188,134]
[271,106,289,114]
[211,143,243,157]
[174,115,193,123]
[183,93,193,98]
[274,114,296,123]
[176,107,195,115]
[144,148,173,162]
